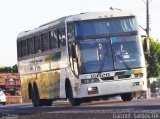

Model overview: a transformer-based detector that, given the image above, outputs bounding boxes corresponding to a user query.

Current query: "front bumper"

[77,78,147,98]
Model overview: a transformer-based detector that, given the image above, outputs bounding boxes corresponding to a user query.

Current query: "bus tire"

[31,87,37,107]
[28,83,32,99]
[42,99,52,106]
[66,80,80,106]
[101,97,109,101]
[69,98,80,106]
[121,93,133,101]
[32,83,43,107]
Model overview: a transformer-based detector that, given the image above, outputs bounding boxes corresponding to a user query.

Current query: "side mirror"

[71,43,77,59]
[73,57,78,62]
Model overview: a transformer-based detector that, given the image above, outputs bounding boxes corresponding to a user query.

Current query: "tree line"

[0,64,18,73]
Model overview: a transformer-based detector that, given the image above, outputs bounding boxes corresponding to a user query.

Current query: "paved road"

[1,98,160,119]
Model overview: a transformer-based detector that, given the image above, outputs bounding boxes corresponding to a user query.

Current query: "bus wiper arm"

[98,46,109,74]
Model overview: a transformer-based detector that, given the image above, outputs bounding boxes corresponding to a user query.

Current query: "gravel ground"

[1,99,160,119]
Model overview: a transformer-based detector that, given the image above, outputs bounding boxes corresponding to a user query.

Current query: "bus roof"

[17,11,135,40]
[66,11,134,22]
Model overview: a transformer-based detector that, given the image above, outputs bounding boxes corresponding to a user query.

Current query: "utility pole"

[146,0,150,36]
[143,0,152,99]
[142,0,152,52]
[143,0,152,36]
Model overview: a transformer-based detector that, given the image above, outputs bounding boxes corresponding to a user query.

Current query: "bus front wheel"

[121,93,133,101]
[66,81,80,106]
[69,98,80,106]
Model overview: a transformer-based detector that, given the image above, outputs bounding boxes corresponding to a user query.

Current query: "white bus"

[17,11,147,106]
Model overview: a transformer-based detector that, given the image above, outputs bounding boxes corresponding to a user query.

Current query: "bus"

[17,11,147,106]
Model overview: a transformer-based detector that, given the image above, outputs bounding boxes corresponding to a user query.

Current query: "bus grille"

[101,75,131,81]
[101,77,114,81]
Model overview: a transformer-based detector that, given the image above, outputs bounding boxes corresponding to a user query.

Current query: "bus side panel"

[59,69,67,98]
[37,72,50,99]
[48,70,60,99]
[20,71,61,101]
[50,50,68,99]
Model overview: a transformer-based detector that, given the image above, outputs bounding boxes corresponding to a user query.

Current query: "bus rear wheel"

[121,93,133,101]
[31,88,40,106]
[41,99,52,106]
[31,84,43,107]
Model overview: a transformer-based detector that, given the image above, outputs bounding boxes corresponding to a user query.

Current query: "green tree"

[12,64,18,73]
[0,64,18,73]
[145,37,160,78]
[150,81,157,93]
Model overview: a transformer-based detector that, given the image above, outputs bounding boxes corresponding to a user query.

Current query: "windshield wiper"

[98,44,109,74]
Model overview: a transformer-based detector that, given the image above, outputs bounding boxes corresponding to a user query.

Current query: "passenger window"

[21,40,28,57]
[35,35,42,53]
[28,38,35,55]
[17,42,22,58]
[41,33,50,51]
[59,27,66,47]
[50,29,59,49]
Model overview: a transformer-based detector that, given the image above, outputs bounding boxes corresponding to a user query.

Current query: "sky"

[0,0,159,66]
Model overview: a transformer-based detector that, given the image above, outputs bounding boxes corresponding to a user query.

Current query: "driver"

[115,43,129,59]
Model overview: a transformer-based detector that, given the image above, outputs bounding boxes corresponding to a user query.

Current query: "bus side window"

[59,27,66,47]
[27,37,35,55]
[35,35,42,53]
[50,29,59,49]
[17,42,22,58]
[21,40,28,57]
[41,33,50,52]
[67,23,74,39]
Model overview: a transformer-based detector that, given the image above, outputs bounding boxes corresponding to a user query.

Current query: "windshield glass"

[112,35,145,70]
[79,38,114,74]
[78,35,145,74]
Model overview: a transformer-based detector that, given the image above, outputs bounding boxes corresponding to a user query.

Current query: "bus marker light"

[133,81,144,86]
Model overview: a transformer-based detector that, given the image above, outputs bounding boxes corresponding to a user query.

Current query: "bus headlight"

[134,73,143,78]
[81,78,99,84]
[133,69,143,78]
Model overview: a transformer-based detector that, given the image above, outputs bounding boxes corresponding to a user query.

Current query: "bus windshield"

[78,35,145,74]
